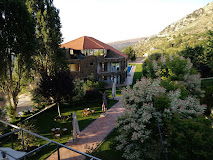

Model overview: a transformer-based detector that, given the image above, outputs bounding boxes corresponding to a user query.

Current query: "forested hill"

[133,2,213,56]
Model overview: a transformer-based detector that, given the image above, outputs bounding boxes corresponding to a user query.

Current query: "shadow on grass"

[90,129,125,160]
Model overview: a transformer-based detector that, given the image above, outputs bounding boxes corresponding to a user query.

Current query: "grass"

[105,88,123,98]
[129,63,143,84]
[91,129,125,160]
[1,98,118,160]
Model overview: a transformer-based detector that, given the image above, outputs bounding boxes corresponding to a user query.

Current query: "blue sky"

[54,0,212,43]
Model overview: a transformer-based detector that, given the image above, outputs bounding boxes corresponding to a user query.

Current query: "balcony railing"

[0,120,101,160]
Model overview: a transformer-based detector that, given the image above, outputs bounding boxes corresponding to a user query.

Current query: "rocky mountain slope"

[133,2,213,56]
[159,2,213,36]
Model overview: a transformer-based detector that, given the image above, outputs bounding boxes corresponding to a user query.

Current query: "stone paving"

[47,100,125,160]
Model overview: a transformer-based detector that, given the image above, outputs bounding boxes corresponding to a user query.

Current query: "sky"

[53,0,212,43]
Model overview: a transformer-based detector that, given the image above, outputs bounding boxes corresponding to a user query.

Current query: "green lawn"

[91,129,125,160]
[105,88,122,98]
[129,63,143,84]
[1,99,118,160]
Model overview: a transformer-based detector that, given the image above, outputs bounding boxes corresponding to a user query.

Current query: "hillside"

[108,37,146,50]
[134,2,213,56]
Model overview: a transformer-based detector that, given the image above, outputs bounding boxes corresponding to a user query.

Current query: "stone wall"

[67,55,127,84]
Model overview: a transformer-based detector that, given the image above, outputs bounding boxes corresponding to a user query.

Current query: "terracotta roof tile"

[61,36,127,58]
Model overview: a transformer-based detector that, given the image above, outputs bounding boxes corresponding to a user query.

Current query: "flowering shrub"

[116,78,206,160]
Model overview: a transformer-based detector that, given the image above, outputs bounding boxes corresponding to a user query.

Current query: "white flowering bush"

[116,78,206,160]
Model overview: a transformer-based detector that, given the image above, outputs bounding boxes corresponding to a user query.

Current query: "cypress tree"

[26,0,67,76]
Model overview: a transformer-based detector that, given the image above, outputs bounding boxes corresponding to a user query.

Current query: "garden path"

[47,99,125,160]
[16,93,33,113]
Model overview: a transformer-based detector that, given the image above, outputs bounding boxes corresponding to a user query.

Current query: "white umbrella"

[72,112,80,140]
[112,77,117,99]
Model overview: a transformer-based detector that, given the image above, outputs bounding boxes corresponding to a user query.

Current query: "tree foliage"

[116,78,206,160]
[180,30,213,77]
[26,0,67,75]
[32,71,74,116]
[0,0,35,117]
[166,116,213,160]
[142,53,202,97]
[122,46,136,61]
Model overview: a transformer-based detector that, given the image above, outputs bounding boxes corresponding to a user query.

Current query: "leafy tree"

[33,71,74,116]
[0,0,35,117]
[166,116,213,160]
[26,0,67,76]
[180,31,213,77]
[122,46,136,61]
[205,30,213,71]
[116,78,205,160]
[142,53,202,97]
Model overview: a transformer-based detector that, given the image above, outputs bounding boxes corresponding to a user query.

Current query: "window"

[69,64,80,71]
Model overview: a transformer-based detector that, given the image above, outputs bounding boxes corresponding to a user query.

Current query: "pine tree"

[0,0,36,117]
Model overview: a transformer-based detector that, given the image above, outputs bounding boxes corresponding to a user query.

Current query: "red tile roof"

[61,36,127,58]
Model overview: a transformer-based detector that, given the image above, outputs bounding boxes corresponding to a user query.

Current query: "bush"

[142,53,202,97]
[143,53,194,81]
[201,85,213,116]
[166,116,213,160]
[122,46,136,61]
[74,79,105,101]
[84,89,103,101]
[116,78,205,160]
[17,122,37,151]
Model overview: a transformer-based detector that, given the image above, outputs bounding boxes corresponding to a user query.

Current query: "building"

[61,36,128,85]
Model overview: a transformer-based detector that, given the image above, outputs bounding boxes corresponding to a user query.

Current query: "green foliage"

[17,122,37,151]
[129,63,143,84]
[73,79,105,101]
[26,0,67,75]
[153,94,171,112]
[116,78,205,160]
[166,116,213,160]
[83,80,105,91]
[142,53,202,97]
[122,46,136,61]
[201,79,213,116]
[33,71,74,105]
[73,79,85,101]
[143,53,193,81]
[0,0,36,116]
[180,32,213,77]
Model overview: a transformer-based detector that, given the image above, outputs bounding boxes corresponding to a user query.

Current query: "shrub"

[122,46,136,61]
[17,122,37,151]
[166,116,213,160]
[142,53,202,97]
[116,78,205,160]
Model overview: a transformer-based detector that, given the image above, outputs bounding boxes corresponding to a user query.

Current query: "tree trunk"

[57,102,61,117]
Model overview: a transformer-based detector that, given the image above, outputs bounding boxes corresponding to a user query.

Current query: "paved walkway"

[17,93,33,113]
[47,100,125,160]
